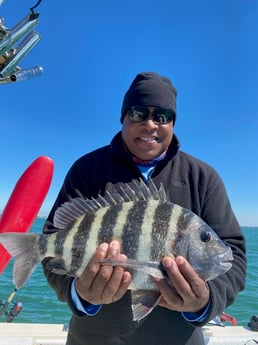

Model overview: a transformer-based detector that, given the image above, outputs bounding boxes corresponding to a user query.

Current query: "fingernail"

[110,240,120,256]
[176,256,185,266]
[162,257,172,268]
[110,240,119,249]
[99,243,108,254]
[123,273,130,284]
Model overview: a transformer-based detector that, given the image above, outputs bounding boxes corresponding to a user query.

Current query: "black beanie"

[121,72,177,124]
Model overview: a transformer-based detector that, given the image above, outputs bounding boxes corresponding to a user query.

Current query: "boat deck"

[0,323,258,345]
[203,325,258,344]
[0,323,67,345]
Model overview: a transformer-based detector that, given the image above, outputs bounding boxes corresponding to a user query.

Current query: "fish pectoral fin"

[98,259,165,280]
[46,258,68,275]
[131,290,161,321]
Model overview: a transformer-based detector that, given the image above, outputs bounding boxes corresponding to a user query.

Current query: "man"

[43,72,246,345]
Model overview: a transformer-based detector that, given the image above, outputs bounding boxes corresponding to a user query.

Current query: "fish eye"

[200,230,212,242]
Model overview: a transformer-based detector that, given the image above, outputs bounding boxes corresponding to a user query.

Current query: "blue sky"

[0,0,257,226]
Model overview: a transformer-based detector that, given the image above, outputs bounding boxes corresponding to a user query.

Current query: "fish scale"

[97,202,123,243]
[69,215,94,275]
[108,202,132,242]
[62,217,84,273]
[76,208,109,276]
[150,201,175,260]
[121,201,148,259]
[130,200,159,290]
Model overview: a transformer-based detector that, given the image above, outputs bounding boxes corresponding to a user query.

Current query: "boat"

[0,321,258,345]
[0,292,257,344]
[203,325,258,345]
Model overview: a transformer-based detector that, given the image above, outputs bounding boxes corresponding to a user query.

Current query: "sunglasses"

[127,106,175,124]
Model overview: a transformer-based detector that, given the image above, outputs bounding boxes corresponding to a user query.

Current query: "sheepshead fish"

[0,179,233,321]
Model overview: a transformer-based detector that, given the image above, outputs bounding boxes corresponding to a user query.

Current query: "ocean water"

[0,219,257,326]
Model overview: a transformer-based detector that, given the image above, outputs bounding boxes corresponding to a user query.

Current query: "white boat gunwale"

[0,323,258,345]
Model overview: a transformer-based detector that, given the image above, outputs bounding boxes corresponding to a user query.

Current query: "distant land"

[0,213,257,229]
[35,217,257,229]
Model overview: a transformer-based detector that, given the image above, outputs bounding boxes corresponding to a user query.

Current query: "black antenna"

[30,0,42,14]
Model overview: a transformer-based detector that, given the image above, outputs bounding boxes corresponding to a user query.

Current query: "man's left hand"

[154,256,210,313]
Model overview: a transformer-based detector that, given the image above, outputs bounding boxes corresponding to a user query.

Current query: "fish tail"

[0,233,41,289]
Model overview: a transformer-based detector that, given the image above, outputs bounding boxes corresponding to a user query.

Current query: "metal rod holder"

[0,7,43,84]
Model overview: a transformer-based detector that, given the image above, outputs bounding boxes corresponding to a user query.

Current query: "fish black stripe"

[173,206,194,250]
[151,201,173,260]
[177,207,193,230]
[97,204,123,243]
[121,200,148,259]
[38,234,49,256]
[54,225,73,256]
[69,212,96,274]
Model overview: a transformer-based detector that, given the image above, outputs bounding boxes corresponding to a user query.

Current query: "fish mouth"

[192,246,234,281]
[217,246,233,270]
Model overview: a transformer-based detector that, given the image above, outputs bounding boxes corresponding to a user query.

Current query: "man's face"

[122,106,174,160]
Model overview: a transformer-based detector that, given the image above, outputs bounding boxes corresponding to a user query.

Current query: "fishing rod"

[0,288,23,322]
[0,0,43,84]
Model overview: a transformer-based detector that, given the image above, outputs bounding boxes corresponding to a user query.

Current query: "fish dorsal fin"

[147,178,167,201]
[53,178,168,229]
[53,196,106,229]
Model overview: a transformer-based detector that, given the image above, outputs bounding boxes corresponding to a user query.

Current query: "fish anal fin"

[131,290,161,321]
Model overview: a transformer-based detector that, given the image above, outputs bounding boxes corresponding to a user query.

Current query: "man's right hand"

[75,240,131,305]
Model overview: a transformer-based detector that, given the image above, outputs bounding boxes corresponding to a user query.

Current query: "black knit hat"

[121,72,177,124]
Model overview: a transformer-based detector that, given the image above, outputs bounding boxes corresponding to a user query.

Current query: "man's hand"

[75,240,131,305]
[154,256,210,313]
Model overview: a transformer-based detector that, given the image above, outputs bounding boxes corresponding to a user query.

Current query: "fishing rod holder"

[0,5,43,84]
[0,300,23,322]
[0,289,23,322]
